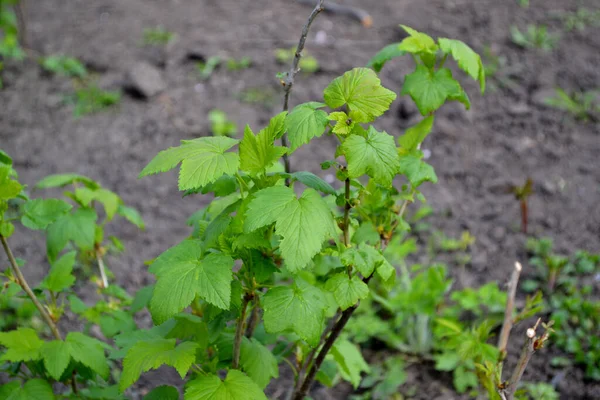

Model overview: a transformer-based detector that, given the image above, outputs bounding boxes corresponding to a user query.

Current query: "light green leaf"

[263,279,327,346]
[66,332,110,379]
[398,116,434,154]
[325,273,369,310]
[0,168,22,201]
[398,154,438,187]
[331,339,370,389]
[323,68,396,123]
[149,240,233,324]
[144,385,179,400]
[245,187,336,271]
[398,25,438,54]
[3,379,55,400]
[39,251,76,293]
[240,338,279,389]
[401,65,469,115]
[35,173,99,189]
[328,111,356,135]
[117,205,145,230]
[0,328,43,362]
[0,221,14,238]
[284,102,329,152]
[438,38,485,93]
[185,370,266,400]
[367,43,405,73]
[130,285,154,313]
[46,208,97,261]
[21,199,72,230]
[340,244,382,277]
[41,340,71,380]
[239,124,287,175]
[139,137,240,191]
[120,339,198,392]
[289,171,336,195]
[75,188,121,220]
[341,126,400,187]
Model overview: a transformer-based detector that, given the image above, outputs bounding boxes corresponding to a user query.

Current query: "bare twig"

[96,249,109,289]
[498,262,522,353]
[232,293,252,369]
[281,0,325,174]
[1,235,62,341]
[297,0,372,27]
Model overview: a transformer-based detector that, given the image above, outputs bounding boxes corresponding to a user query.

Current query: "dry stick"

[297,0,372,27]
[1,235,62,341]
[280,0,325,174]
[14,0,28,50]
[232,294,252,369]
[96,250,109,289]
[498,262,522,353]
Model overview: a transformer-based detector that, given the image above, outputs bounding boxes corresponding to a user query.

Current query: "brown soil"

[1,0,599,399]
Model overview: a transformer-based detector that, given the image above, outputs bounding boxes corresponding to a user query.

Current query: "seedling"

[510,25,560,51]
[40,55,88,78]
[208,109,238,137]
[544,88,599,122]
[226,56,252,71]
[68,82,121,117]
[276,47,320,73]
[142,26,176,46]
[0,0,25,88]
[510,177,533,234]
[553,7,600,32]
[196,56,221,80]
[516,0,529,8]
[239,86,278,108]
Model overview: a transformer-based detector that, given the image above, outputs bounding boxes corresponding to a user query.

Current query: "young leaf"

[262,279,327,346]
[323,68,396,123]
[130,285,154,314]
[39,251,76,293]
[66,332,110,380]
[35,173,99,190]
[284,102,329,152]
[240,124,287,175]
[144,385,179,400]
[139,137,240,191]
[331,339,370,389]
[398,25,438,54]
[398,154,438,187]
[325,273,369,310]
[438,38,485,93]
[401,65,469,115]
[0,379,55,400]
[245,187,336,271]
[240,337,279,389]
[290,171,336,195]
[0,328,43,362]
[185,370,267,400]
[46,208,97,261]
[41,340,72,380]
[149,240,234,324]
[398,116,434,154]
[341,126,400,187]
[340,244,382,277]
[117,205,145,230]
[328,111,356,135]
[120,339,198,392]
[76,188,121,220]
[367,43,405,73]
[20,198,72,230]
[0,167,22,201]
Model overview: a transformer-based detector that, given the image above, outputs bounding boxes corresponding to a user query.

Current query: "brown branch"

[281,0,325,174]
[232,293,251,369]
[1,235,62,341]
[297,0,372,27]
[498,262,522,353]
[245,296,260,338]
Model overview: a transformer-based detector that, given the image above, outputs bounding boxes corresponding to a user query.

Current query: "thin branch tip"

[515,261,522,272]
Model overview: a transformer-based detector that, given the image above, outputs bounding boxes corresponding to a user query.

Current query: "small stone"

[507,102,531,116]
[125,62,166,98]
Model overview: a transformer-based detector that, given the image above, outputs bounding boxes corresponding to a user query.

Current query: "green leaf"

[262,279,327,346]
[331,339,370,388]
[2,379,55,400]
[185,370,267,400]
[239,124,287,175]
[112,322,176,359]
[438,38,485,93]
[35,173,99,189]
[144,385,179,400]
[46,208,97,261]
[341,245,378,277]
[21,199,72,230]
[398,116,434,153]
[166,314,209,349]
[284,102,329,152]
[139,137,240,191]
[131,285,154,313]
[41,340,71,380]
[323,68,396,122]
[75,188,121,220]
[0,149,13,166]
[66,332,110,380]
[120,339,198,392]
[0,328,43,362]
[341,126,400,187]
[290,171,336,195]
[149,240,234,324]
[398,154,438,187]
[245,187,335,271]
[325,273,369,310]
[0,168,22,201]
[240,338,279,389]
[398,25,438,54]
[367,43,405,73]
[117,205,145,230]
[39,251,76,293]
[401,65,469,115]
[328,111,356,135]
[0,221,14,237]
